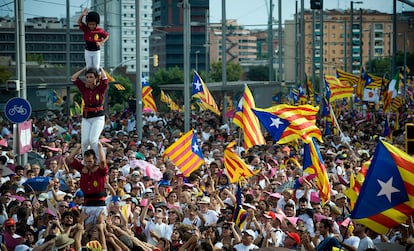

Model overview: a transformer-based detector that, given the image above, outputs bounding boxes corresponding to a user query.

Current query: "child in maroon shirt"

[78,8,109,70]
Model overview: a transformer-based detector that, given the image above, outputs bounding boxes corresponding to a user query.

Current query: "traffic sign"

[4,97,32,123]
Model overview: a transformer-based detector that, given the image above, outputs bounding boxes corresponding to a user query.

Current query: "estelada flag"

[351,140,414,234]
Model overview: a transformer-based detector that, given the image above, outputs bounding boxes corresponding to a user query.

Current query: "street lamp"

[195,50,200,72]
[350,1,363,73]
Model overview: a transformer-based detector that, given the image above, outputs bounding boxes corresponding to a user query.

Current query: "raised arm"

[78,8,88,27]
[98,142,106,168]
[71,67,87,82]
[67,144,81,165]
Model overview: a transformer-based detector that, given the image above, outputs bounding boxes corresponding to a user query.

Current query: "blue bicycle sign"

[4,97,31,123]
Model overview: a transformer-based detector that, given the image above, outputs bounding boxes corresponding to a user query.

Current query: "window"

[374,23,383,30]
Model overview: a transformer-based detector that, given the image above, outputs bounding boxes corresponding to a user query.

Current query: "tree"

[367,57,392,77]
[107,75,133,108]
[0,65,12,84]
[150,66,184,96]
[246,65,269,81]
[209,61,243,82]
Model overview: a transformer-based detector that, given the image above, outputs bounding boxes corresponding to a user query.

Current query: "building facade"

[150,0,208,75]
[92,0,153,76]
[0,16,84,68]
[295,9,400,77]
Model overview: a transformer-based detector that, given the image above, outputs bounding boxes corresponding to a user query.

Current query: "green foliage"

[150,67,184,96]
[395,51,414,71]
[246,65,269,81]
[209,61,243,82]
[0,65,12,84]
[111,103,124,113]
[27,54,44,65]
[367,57,392,77]
[107,75,132,106]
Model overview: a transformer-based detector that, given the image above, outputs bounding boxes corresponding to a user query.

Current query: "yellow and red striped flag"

[351,140,414,234]
[344,159,370,210]
[254,104,322,144]
[192,71,220,115]
[324,75,353,102]
[303,139,331,204]
[232,85,265,149]
[142,73,157,113]
[163,130,204,177]
[224,141,258,183]
[160,90,180,111]
[336,68,359,85]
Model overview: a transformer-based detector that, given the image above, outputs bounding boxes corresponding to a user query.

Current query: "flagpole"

[329,103,357,158]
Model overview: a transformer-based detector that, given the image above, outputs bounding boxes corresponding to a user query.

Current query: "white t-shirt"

[144,221,172,245]
[201,209,219,226]
[357,236,376,251]
[343,236,360,250]
[234,243,259,251]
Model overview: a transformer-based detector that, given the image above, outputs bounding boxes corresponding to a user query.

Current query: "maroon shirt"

[80,23,108,51]
[73,78,108,118]
[70,158,108,197]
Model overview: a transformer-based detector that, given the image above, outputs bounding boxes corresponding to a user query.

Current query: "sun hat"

[242,229,256,238]
[197,196,210,204]
[38,193,49,201]
[286,232,301,245]
[53,234,74,250]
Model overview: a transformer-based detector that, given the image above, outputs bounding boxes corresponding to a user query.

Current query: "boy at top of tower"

[78,8,109,71]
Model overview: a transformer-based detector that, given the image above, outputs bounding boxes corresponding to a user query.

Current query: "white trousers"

[83,205,107,226]
[85,49,101,70]
[81,115,105,160]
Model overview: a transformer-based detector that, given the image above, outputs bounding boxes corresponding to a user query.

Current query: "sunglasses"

[156,208,164,213]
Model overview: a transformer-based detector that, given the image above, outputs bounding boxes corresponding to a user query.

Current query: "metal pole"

[350,1,353,73]
[312,10,315,90]
[344,21,347,71]
[135,0,143,139]
[18,0,27,165]
[404,32,407,97]
[18,0,26,100]
[278,0,282,82]
[295,0,298,84]
[66,0,71,118]
[359,8,362,70]
[319,9,324,96]
[184,0,191,132]
[369,27,372,72]
[104,0,109,112]
[205,9,209,81]
[268,0,274,82]
[196,50,199,72]
[392,0,397,77]
[300,0,305,85]
[221,0,227,123]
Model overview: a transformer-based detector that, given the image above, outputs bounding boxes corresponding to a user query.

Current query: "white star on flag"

[194,80,202,90]
[377,177,400,203]
[192,142,199,153]
[269,117,283,128]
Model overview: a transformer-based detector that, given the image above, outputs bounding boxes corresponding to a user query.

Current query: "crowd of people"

[0,100,412,251]
[0,6,413,251]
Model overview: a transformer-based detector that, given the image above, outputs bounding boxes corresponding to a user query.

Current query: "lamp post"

[195,50,200,72]
[350,1,363,73]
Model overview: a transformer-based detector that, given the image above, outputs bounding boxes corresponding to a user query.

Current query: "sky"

[0,0,412,29]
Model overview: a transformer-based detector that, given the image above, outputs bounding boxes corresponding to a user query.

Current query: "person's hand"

[82,8,88,16]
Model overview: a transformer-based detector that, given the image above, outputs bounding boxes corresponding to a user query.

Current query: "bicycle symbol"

[8,105,27,116]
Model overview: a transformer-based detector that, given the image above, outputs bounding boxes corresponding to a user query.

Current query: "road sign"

[4,97,32,123]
